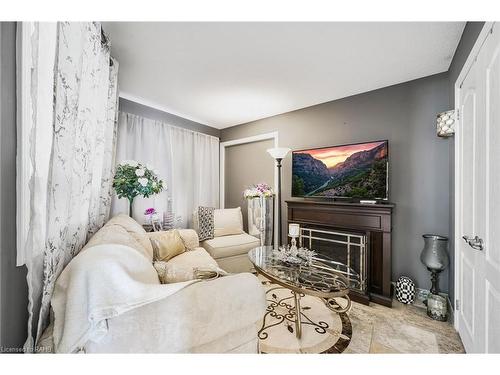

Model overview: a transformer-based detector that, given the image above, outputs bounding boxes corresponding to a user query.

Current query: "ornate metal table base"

[324,295,351,314]
[259,286,351,340]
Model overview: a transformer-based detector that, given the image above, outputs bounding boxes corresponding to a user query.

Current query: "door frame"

[454,22,495,331]
[219,131,279,245]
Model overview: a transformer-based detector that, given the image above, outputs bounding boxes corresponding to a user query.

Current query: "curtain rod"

[118,110,220,140]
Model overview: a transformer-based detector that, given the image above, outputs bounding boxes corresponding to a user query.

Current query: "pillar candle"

[289,223,300,237]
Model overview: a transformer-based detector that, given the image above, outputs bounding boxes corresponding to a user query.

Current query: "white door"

[456,22,500,353]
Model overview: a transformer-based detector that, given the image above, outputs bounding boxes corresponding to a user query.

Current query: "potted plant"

[112,160,164,218]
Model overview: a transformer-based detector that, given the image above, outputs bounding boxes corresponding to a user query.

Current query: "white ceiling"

[103,22,465,129]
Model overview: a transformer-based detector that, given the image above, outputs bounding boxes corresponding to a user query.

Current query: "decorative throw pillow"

[214,207,244,237]
[153,261,169,284]
[177,229,200,250]
[153,249,225,284]
[106,214,154,261]
[197,206,215,241]
[148,229,186,262]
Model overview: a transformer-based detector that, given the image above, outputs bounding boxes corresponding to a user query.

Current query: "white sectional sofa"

[41,214,266,353]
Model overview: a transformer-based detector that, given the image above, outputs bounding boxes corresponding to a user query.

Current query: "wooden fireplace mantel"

[286,199,395,307]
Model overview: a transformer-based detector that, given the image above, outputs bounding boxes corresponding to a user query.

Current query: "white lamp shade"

[267,147,291,160]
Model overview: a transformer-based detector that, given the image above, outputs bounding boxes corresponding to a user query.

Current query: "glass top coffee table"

[248,246,360,339]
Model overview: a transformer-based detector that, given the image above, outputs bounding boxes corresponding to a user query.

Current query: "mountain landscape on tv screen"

[292,141,388,199]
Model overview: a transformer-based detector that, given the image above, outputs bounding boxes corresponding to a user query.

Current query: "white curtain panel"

[19,22,119,350]
[16,22,58,353]
[111,112,219,227]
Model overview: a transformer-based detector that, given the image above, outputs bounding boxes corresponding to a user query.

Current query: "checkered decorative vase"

[395,276,416,304]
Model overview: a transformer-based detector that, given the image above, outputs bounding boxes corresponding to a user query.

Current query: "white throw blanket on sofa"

[51,244,197,353]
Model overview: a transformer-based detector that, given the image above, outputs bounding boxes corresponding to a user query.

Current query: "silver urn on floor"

[420,234,450,321]
[247,196,274,246]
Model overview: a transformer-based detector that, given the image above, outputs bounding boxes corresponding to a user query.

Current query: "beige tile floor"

[345,299,465,353]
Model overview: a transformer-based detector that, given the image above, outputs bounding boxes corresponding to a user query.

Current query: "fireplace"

[287,199,394,307]
[299,227,367,293]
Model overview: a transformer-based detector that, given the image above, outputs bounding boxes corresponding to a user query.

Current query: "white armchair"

[194,207,260,273]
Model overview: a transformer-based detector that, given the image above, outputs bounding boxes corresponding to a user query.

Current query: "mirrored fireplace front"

[298,227,367,293]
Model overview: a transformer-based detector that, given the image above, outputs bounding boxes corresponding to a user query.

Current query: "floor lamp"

[267,147,291,245]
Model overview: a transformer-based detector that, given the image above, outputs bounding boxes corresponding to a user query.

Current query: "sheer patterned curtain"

[18,22,119,351]
[111,112,219,227]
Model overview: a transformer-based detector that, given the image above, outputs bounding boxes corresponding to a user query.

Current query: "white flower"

[135,168,145,177]
[120,160,138,167]
[138,178,149,187]
[243,188,258,198]
[153,169,159,176]
[146,163,154,170]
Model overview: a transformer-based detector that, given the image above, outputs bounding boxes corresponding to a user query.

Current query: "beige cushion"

[214,207,244,237]
[105,214,154,260]
[148,230,186,262]
[154,248,219,283]
[178,229,200,250]
[192,209,200,233]
[84,220,153,261]
[202,233,260,260]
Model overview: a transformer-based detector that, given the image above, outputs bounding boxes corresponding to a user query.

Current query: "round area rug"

[258,279,352,354]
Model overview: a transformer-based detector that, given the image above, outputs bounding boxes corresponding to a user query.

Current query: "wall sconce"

[436,110,455,137]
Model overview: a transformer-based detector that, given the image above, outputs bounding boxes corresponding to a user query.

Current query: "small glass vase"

[247,196,274,246]
[144,213,160,226]
[427,293,448,321]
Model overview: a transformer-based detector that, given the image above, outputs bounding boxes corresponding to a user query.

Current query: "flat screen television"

[291,140,389,200]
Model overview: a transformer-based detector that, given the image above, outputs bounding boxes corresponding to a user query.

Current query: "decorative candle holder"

[427,293,448,321]
[288,223,300,250]
[420,234,449,295]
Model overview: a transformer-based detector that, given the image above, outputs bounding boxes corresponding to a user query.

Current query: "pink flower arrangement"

[144,207,157,216]
[243,183,274,198]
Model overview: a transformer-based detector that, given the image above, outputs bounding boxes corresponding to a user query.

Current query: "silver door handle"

[462,235,484,251]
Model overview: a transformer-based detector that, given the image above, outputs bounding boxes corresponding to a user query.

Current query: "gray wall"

[225,139,274,231]
[221,73,451,293]
[0,22,29,350]
[447,22,485,304]
[119,98,221,138]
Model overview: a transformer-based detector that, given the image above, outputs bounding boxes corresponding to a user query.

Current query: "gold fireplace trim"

[299,227,367,293]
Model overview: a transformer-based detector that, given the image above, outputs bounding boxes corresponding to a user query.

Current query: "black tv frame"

[291,139,389,201]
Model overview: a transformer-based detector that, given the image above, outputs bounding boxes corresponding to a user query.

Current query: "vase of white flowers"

[112,160,164,218]
[244,183,274,246]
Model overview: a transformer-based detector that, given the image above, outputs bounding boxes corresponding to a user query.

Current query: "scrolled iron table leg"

[324,295,352,314]
[293,291,302,339]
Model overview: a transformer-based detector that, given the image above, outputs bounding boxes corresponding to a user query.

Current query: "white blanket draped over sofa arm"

[84,272,266,353]
[46,214,267,353]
